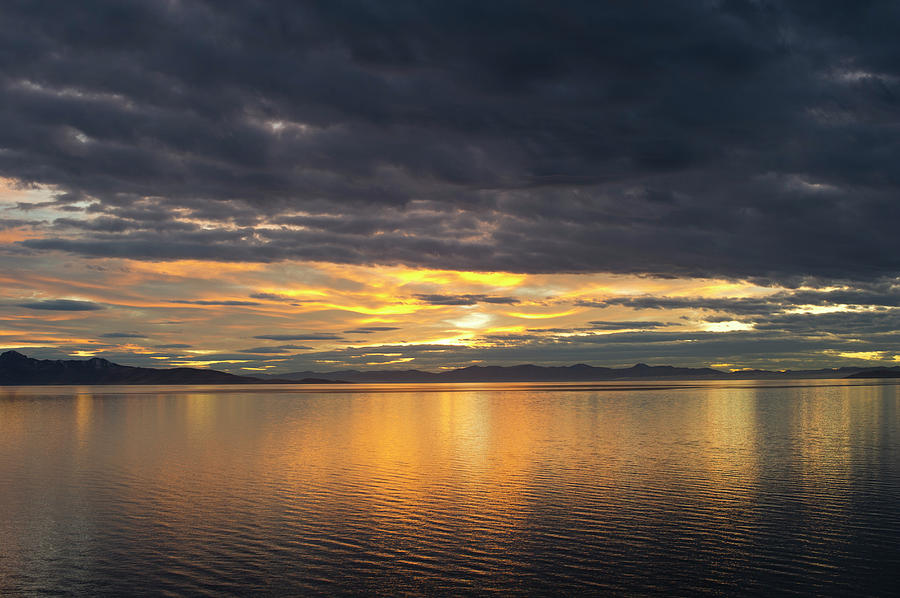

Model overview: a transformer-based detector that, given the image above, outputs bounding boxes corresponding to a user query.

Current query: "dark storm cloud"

[18,299,103,311]
[0,218,41,229]
[414,294,520,306]
[154,343,191,349]
[5,2,900,281]
[253,333,343,341]
[99,332,146,338]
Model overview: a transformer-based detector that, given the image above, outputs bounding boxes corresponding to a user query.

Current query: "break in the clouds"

[2,1,900,282]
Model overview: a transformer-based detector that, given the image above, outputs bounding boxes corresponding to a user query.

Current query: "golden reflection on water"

[36,382,890,530]
[74,389,93,447]
[1,381,899,596]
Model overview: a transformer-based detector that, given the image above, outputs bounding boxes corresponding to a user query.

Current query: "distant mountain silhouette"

[265,363,877,383]
[0,351,345,386]
[845,368,900,379]
[2,351,894,386]
[0,350,270,385]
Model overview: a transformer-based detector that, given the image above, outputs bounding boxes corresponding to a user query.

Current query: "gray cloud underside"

[414,294,520,306]
[0,218,42,229]
[170,299,262,306]
[2,2,900,281]
[11,311,900,371]
[253,333,344,341]
[586,320,665,330]
[585,282,900,314]
[18,299,104,311]
[343,326,401,334]
[238,345,314,354]
[203,326,900,372]
[571,285,900,355]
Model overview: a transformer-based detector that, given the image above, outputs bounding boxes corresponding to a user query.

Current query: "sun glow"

[701,321,754,332]
[785,304,871,315]
[506,309,579,320]
[2,245,892,373]
[833,351,887,361]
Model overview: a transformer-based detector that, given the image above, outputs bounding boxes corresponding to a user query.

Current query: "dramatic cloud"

[414,294,520,306]
[586,284,900,317]
[171,300,261,306]
[587,321,665,330]
[18,299,103,311]
[238,345,313,354]
[343,326,401,334]
[580,296,784,315]
[2,1,900,282]
[253,333,344,341]
[3,2,900,372]
[0,218,41,229]
[249,293,310,304]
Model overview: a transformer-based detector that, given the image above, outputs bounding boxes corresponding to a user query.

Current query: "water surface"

[1,380,899,596]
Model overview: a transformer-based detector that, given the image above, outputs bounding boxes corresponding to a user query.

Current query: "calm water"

[1,380,899,596]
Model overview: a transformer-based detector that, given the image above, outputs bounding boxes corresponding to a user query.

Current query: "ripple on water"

[1,381,899,596]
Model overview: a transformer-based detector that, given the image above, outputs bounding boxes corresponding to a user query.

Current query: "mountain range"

[0,351,337,386]
[3,351,900,386]
[264,363,900,383]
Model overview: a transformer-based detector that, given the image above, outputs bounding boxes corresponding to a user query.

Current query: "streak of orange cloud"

[314,262,527,289]
[505,309,580,320]
[0,228,38,243]
[125,260,268,279]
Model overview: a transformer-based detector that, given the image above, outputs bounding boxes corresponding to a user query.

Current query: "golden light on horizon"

[1,243,895,372]
[125,259,268,278]
[506,309,580,320]
[831,351,887,361]
[701,321,754,332]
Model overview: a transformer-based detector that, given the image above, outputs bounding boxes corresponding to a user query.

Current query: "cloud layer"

[2,3,900,373]
[2,1,900,282]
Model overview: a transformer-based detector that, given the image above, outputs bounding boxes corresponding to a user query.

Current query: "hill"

[0,350,269,386]
[0,351,263,386]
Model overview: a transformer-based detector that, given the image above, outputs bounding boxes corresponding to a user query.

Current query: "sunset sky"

[2,1,900,374]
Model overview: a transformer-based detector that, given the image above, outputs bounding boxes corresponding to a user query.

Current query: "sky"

[2,1,900,374]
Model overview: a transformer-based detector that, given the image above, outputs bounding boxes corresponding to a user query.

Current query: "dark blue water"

[1,380,899,596]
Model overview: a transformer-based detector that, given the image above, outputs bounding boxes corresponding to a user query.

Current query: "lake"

[1,380,899,596]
